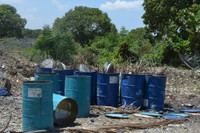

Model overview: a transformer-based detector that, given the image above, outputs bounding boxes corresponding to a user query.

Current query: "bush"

[22,48,47,62]
[33,26,79,65]
[88,33,121,66]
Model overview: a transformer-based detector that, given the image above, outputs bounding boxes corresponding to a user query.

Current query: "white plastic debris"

[79,64,90,72]
[0,72,7,79]
[40,59,54,68]
[56,62,67,70]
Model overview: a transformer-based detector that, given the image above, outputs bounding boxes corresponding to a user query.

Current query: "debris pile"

[0,51,200,132]
[0,51,36,78]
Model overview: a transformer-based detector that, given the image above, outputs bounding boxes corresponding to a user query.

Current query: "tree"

[88,33,120,65]
[0,4,26,38]
[34,25,78,64]
[53,6,117,46]
[142,0,200,48]
[130,27,154,44]
[22,29,42,38]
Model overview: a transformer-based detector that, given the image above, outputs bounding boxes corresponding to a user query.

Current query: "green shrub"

[22,48,47,62]
[33,25,79,65]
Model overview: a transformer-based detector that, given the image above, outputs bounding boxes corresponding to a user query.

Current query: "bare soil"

[0,50,200,133]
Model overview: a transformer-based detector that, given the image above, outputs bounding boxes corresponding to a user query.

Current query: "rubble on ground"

[0,51,200,133]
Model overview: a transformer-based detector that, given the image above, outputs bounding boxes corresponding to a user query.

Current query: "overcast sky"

[0,0,145,31]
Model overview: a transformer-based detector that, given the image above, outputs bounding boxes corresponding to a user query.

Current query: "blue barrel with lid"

[74,71,97,105]
[22,81,53,131]
[121,74,145,107]
[143,74,166,111]
[52,69,74,95]
[36,66,52,73]
[97,73,119,107]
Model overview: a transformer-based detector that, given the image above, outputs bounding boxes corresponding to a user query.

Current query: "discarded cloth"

[0,86,11,96]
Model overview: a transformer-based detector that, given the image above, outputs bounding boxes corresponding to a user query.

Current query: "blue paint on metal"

[35,72,59,93]
[143,74,166,111]
[180,109,200,113]
[74,71,97,105]
[97,73,119,107]
[105,113,130,119]
[65,76,91,117]
[121,74,145,107]
[57,80,65,95]
[22,81,53,131]
[52,70,74,80]
[36,66,52,73]
[52,70,74,95]
[53,94,78,126]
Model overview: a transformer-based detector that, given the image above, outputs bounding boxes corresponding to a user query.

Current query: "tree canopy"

[53,6,117,46]
[0,4,26,38]
[34,25,78,64]
[142,0,200,65]
[22,29,42,38]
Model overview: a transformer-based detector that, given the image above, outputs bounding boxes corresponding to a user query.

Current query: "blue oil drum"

[65,76,91,117]
[52,70,74,95]
[53,94,78,126]
[121,74,145,107]
[22,81,53,131]
[97,73,119,107]
[35,72,59,93]
[143,74,167,111]
[74,71,97,105]
[36,66,52,73]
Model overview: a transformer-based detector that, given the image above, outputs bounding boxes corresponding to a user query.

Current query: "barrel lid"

[139,111,162,117]
[105,113,130,119]
[166,112,190,117]
[180,109,200,113]
[163,114,187,120]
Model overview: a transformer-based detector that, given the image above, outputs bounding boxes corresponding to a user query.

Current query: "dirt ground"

[0,50,200,133]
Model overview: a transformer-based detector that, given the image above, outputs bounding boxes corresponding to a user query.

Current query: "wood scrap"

[0,113,12,133]
[64,119,185,133]
[11,119,185,133]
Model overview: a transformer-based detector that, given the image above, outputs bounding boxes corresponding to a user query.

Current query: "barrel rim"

[35,72,59,75]
[97,73,120,75]
[121,73,146,76]
[52,69,74,72]
[23,80,53,84]
[74,71,97,74]
[55,97,78,111]
[54,96,78,126]
[65,75,91,78]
